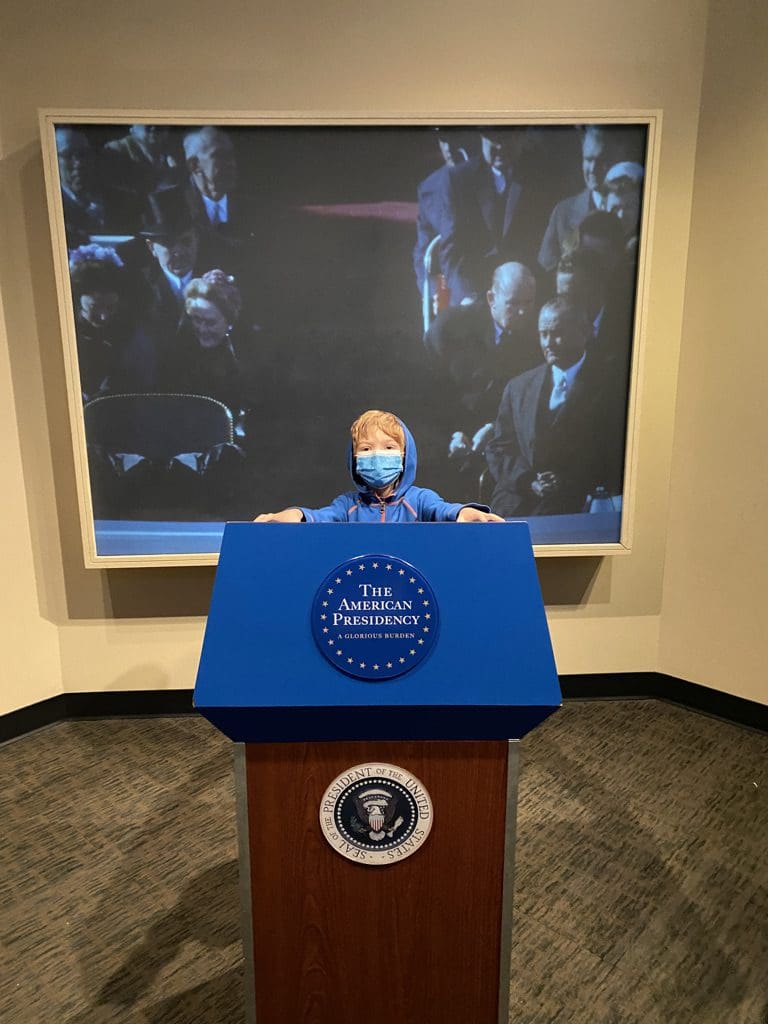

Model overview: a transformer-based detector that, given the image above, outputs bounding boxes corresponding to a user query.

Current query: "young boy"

[254,410,504,523]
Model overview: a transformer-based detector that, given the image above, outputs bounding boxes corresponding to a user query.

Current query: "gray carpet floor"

[1,700,766,1023]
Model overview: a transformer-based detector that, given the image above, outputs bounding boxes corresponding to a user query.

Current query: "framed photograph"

[40,110,657,567]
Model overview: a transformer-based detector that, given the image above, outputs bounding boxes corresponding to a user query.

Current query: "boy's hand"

[253,508,304,523]
[456,507,505,523]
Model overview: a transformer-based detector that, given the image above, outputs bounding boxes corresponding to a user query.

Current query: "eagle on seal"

[350,786,404,841]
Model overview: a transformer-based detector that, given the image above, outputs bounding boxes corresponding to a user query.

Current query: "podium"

[195,522,560,1024]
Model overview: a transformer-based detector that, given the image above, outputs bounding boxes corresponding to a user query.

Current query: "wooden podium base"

[235,739,519,1024]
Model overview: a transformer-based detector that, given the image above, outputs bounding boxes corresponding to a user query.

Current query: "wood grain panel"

[245,740,509,1024]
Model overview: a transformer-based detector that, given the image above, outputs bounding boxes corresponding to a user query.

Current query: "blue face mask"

[355,451,403,490]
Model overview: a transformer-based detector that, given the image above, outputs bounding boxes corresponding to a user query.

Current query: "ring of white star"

[334,780,419,850]
[316,560,436,674]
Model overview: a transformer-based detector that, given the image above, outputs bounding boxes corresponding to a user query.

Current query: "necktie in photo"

[551,376,567,410]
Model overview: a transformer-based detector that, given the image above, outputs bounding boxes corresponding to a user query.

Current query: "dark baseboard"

[2,675,766,744]
[0,689,194,744]
[560,672,768,733]
[560,672,661,701]
[0,694,69,745]
[65,689,195,719]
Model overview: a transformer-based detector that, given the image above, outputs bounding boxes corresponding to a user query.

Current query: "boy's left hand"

[457,507,505,523]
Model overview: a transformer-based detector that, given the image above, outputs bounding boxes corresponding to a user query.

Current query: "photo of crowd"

[48,119,648,556]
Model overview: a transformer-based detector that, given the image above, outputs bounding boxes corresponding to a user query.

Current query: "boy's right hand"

[253,508,304,523]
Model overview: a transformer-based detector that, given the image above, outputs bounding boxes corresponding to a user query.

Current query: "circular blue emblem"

[311,554,439,680]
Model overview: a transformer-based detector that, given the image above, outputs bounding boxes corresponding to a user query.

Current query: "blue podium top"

[194,522,561,742]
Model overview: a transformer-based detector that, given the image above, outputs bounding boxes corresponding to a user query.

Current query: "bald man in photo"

[424,261,540,455]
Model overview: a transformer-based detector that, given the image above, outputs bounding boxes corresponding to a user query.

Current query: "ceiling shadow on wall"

[536,557,609,607]
[104,566,217,619]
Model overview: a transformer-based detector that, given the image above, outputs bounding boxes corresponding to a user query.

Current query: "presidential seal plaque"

[311,554,439,680]
[319,762,434,865]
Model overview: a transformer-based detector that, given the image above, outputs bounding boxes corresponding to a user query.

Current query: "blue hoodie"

[297,419,490,523]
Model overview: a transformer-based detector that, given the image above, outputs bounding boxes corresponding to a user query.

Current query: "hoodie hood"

[347,416,417,501]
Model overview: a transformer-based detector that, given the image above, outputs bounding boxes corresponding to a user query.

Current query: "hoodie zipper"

[379,500,386,522]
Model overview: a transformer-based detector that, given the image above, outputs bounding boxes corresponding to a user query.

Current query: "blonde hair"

[183,271,241,324]
[350,410,405,452]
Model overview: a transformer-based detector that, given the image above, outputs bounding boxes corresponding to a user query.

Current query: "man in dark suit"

[412,129,469,294]
[181,127,254,244]
[439,128,539,304]
[139,187,234,340]
[424,261,539,450]
[56,127,139,245]
[180,126,259,297]
[103,125,181,200]
[486,297,625,517]
[560,211,639,395]
[538,126,617,271]
[603,161,645,256]
[555,246,633,368]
